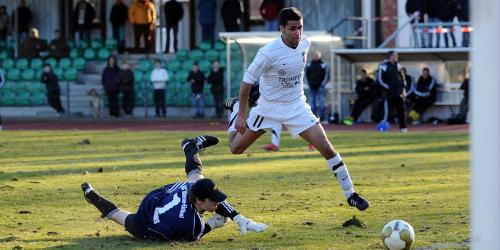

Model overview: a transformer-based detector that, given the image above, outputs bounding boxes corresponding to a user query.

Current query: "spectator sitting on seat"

[409,67,437,124]
[117,60,135,116]
[0,5,9,41]
[41,64,65,116]
[187,63,206,119]
[150,60,169,118]
[19,28,47,59]
[343,69,377,125]
[73,0,96,41]
[207,60,224,118]
[49,29,70,59]
[110,0,128,53]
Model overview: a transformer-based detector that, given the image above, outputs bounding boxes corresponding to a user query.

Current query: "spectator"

[377,51,407,132]
[73,0,96,41]
[207,60,224,118]
[13,0,32,41]
[260,0,283,31]
[102,56,121,117]
[163,0,184,53]
[457,68,469,122]
[187,63,205,119]
[150,60,169,118]
[0,5,9,41]
[19,28,46,59]
[41,64,65,116]
[221,0,241,32]
[405,0,427,48]
[110,0,128,53]
[343,69,377,125]
[305,50,329,121]
[437,0,457,48]
[409,67,437,124]
[49,29,70,59]
[117,61,135,116]
[197,0,216,44]
[456,0,470,47]
[129,0,156,53]
[427,0,441,48]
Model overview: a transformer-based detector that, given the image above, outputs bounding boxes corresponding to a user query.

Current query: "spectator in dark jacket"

[427,0,441,48]
[102,56,121,117]
[405,0,427,48]
[41,64,65,115]
[409,67,437,123]
[187,63,206,119]
[49,29,70,59]
[305,50,329,121]
[117,61,135,116]
[377,51,407,131]
[164,0,184,53]
[207,60,224,118]
[437,0,457,48]
[221,0,241,32]
[110,0,128,53]
[197,0,216,44]
[457,67,469,121]
[13,0,32,41]
[73,0,96,40]
[0,5,9,41]
[456,0,470,47]
[260,0,283,31]
[344,69,377,125]
[19,28,46,59]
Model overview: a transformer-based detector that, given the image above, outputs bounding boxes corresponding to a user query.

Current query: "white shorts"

[246,95,319,137]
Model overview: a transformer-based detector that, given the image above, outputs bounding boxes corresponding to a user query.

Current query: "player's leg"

[181,135,220,182]
[81,182,131,226]
[225,97,266,154]
[263,125,281,151]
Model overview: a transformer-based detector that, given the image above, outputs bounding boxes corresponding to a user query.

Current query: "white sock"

[108,209,131,226]
[227,102,240,134]
[271,125,281,146]
[326,153,355,199]
[187,169,204,183]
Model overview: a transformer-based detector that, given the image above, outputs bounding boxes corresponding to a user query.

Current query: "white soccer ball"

[381,220,415,250]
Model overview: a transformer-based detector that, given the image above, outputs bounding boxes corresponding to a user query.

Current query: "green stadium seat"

[174,70,189,82]
[166,59,181,72]
[67,40,75,48]
[214,40,226,51]
[181,60,194,71]
[176,49,189,60]
[83,48,96,60]
[76,40,89,48]
[205,49,219,61]
[0,92,16,106]
[90,39,102,49]
[16,92,31,106]
[16,58,29,69]
[69,48,79,59]
[73,57,86,70]
[219,51,226,60]
[198,41,212,51]
[189,49,204,61]
[133,70,143,82]
[198,60,211,73]
[53,68,63,79]
[36,69,43,80]
[21,69,36,81]
[1,81,15,91]
[0,49,11,60]
[58,58,71,69]
[45,58,58,68]
[11,82,26,93]
[137,59,153,72]
[105,38,118,50]
[31,92,46,105]
[26,82,46,93]
[2,58,15,69]
[97,48,111,60]
[64,68,78,81]
[30,58,43,70]
[143,71,152,83]
[7,69,21,81]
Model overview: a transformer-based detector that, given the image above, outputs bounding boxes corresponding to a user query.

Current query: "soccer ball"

[381,220,415,250]
[377,120,390,132]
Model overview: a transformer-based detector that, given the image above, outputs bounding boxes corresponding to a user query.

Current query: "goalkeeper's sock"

[227,101,240,134]
[271,126,281,146]
[82,183,118,218]
[326,153,355,199]
[216,201,239,220]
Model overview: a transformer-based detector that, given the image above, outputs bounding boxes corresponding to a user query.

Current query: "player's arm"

[216,200,267,236]
[235,82,252,134]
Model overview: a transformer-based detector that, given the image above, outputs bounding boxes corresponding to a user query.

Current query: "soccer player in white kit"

[225,7,369,211]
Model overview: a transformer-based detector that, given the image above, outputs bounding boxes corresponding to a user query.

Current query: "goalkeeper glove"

[233,214,267,236]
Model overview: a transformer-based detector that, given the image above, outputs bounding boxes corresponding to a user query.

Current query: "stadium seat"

[97,48,111,60]
[59,58,72,69]
[174,70,189,82]
[16,58,29,69]
[133,70,143,82]
[72,57,86,70]
[2,58,15,69]
[7,69,21,81]
[176,49,189,60]
[137,59,153,72]
[31,92,46,105]
[198,41,212,51]
[83,48,96,60]
[166,59,181,72]
[198,60,211,73]
[143,71,152,82]
[90,39,102,49]
[0,49,11,60]
[11,82,26,93]
[189,49,204,61]
[30,58,43,70]
[76,40,89,48]
[45,58,58,68]
[69,48,79,59]
[205,49,219,61]
[105,38,118,50]
[67,40,75,48]
[16,91,31,106]
[53,68,63,79]
[26,82,46,93]
[181,60,194,71]
[0,92,16,106]
[64,68,78,81]
[21,69,36,81]
[214,40,226,51]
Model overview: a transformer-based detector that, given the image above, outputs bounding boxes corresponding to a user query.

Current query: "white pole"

[471,1,500,249]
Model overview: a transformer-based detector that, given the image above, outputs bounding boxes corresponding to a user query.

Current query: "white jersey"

[243,36,311,102]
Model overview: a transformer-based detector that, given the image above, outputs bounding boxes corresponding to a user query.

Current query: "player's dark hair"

[387,50,396,58]
[423,67,429,72]
[279,7,302,27]
[188,189,197,203]
[361,69,367,74]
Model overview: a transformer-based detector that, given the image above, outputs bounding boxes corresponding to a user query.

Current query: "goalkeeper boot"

[224,97,239,112]
[182,135,219,152]
[347,192,370,211]
[81,182,118,218]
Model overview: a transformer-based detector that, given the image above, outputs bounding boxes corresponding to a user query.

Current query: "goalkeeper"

[81,135,267,241]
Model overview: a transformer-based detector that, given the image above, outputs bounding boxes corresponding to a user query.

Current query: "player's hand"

[206,213,228,229]
[233,214,267,236]
[235,114,247,135]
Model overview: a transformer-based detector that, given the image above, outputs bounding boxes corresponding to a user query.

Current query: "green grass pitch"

[0,130,469,249]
